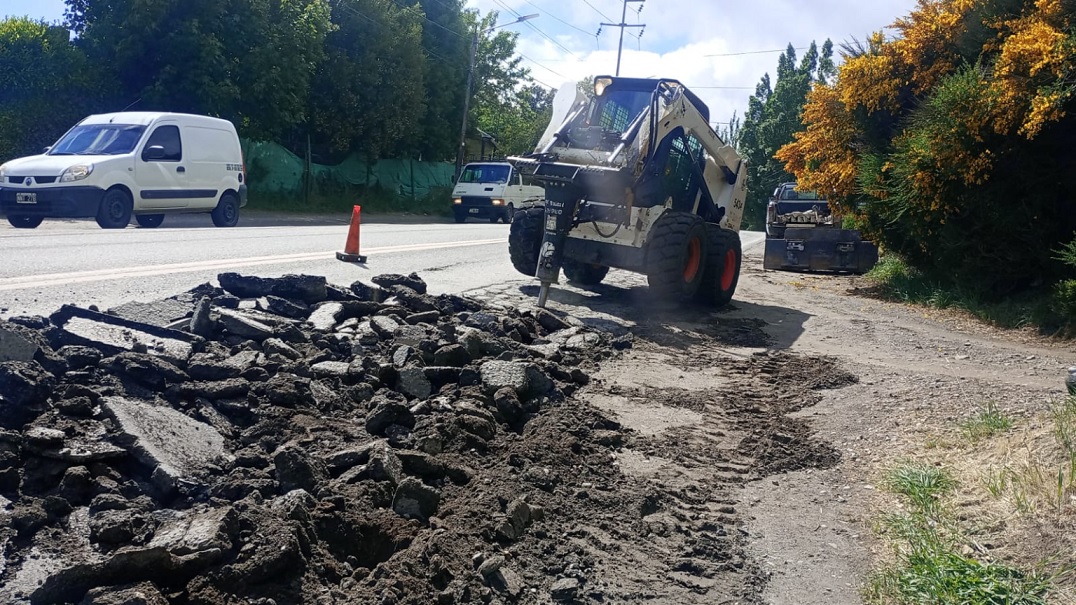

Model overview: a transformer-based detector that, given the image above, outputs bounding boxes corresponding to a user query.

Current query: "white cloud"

[467,0,917,123]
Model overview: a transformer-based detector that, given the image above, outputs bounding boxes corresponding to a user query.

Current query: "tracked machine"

[762,182,878,273]
[507,76,748,307]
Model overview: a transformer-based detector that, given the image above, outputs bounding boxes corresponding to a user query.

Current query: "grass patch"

[866,462,1059,604]
[863,256,1076,337]
[883,463,957,515]
[246,185,454,217]
[976,397,1076,515]
[961,402,1014,442]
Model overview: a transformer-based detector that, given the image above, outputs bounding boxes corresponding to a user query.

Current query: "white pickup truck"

[451,162,544,223]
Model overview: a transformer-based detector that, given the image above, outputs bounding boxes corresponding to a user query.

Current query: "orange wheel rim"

[721,248,736,291]
[684,237,702,282]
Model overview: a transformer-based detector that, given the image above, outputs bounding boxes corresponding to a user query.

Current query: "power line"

[387,0,467,39]
[515,52,568,79]
[519,0,597,38]
[705,47,809,57]
[581,0,615,22]
[491,0,583,61]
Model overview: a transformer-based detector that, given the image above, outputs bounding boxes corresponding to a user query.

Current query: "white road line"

[0,238,507,291]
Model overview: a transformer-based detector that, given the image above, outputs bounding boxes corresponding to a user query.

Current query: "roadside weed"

[960,402,1013,442]
[1051,396,1076,456]
[982,466,1008,498]
[866,462,1057,604]
[883,463,956,515]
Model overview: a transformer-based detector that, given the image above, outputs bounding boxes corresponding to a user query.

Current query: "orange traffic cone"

[336,205,367,263]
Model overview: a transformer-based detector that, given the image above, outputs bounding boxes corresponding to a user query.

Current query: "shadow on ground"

[516,275,811,352]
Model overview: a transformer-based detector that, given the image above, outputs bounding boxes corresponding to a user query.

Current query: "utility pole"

[600,0,645,76]
[456,14,538,179]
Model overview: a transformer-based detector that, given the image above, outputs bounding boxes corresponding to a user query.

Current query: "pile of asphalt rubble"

[0,272,632,605]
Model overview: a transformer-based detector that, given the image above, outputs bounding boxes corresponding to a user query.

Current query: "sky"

[6,0,919,126]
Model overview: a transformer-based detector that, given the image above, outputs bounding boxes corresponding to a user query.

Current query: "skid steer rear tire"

[508,206,545,277]
[645,211,708,302]
[695,225,742,307]
[563,260,609,285]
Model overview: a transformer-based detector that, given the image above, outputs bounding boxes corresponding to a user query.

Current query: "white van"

[451,162,544,223]
[0,112,247,229]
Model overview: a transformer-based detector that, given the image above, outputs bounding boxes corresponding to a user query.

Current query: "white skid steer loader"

[507,76,748,307]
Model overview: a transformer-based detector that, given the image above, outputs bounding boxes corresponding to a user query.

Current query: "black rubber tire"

[95,188,133,229]
[454,210,467,224]
[502,203,515,224]
[211,193,239,227]
[645,211,708,301]
[563,260,609,285]
[695,225,742,307]
[7,215,43,229]
[135,214,164,228]
[489,214,499,223]
[508,206,545,277]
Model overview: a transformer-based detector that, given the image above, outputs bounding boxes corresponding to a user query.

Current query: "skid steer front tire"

[645,211,708,302]
[508,206,545,277]
[695,225,742,306]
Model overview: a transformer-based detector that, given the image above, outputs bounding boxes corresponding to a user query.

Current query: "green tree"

[65,0,331,140]
[306,0,426,160]
[738,41,834,229]
[414,0,469,161]
[0,17,106,160]
[473,82,554,155]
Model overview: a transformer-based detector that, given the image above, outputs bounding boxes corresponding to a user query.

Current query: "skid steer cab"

[506,76,748,307]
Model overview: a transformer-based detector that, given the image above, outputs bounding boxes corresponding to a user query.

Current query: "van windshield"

[49,124,147,156]
[459,164,511,184]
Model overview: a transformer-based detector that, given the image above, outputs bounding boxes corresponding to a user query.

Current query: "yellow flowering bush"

[776,0,1076,292]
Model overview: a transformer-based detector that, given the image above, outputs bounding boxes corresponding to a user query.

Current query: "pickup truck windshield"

[778,189,824,201]
[49,125,147,156]
[459,164,511,184]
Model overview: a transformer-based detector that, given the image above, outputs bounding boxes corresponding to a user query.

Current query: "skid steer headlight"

[452,198,462,205]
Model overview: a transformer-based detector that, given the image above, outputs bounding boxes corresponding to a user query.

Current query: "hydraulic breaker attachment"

[534,175,585,307]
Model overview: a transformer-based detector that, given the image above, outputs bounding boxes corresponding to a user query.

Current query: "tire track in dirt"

[469,277,861,603]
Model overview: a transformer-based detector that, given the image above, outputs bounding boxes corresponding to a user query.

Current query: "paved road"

[0,212,765,318]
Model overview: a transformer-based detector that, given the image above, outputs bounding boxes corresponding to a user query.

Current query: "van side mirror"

[143,145,166,160]
[42,146,52,154]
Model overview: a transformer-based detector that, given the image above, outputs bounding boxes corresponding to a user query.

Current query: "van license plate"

[15,193,36,204]
[469,208,479,214]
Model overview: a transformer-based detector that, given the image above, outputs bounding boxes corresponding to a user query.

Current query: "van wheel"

[454,211,467,224]
[96,188,133,229]
[502,203,515,224]
[212,193,239,227]
[7,215,43,229]
[135,214,164,228]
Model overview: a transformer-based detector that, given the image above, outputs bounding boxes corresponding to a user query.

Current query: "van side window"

[142,125,182,162]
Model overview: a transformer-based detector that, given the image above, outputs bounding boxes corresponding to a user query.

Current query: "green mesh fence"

[241,140,455,199]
